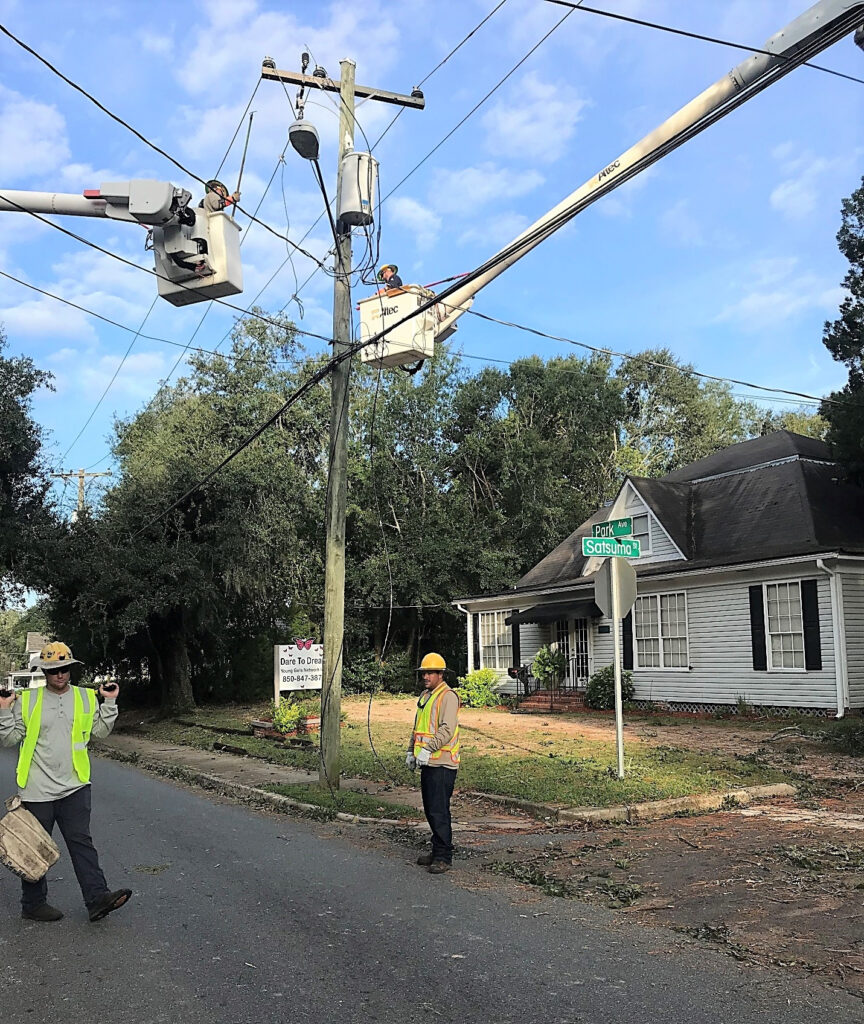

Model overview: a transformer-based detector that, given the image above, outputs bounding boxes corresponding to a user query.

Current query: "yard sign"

[273,641,324,704]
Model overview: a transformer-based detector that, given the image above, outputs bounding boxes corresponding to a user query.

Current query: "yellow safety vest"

[412,683,460,767]
[17,686,97,788]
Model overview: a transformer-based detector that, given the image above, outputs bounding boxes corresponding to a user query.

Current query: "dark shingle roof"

[663,430,832,482]
[508,431,864,594]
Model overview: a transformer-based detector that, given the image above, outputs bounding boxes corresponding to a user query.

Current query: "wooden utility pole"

[51,468,111,520]
[261,58,423,789]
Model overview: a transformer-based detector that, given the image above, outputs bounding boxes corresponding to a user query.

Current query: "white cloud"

[388,197,441,251]
[482,72,589,163]
[769,145,857,221]
[139,31,173,56]
[458,212,530,250]
[715,256,845,330]
[0,86,70,182]
[659,199,704,247]
[430,163,543,216]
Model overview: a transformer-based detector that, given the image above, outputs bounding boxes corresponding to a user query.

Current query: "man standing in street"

[406,653,460,874]
[0,642,132,923]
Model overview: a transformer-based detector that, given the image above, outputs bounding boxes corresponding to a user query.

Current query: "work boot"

[21,903,64,922]
[416,852,434,866]
[427,861,451,874]
[87,888,132,922]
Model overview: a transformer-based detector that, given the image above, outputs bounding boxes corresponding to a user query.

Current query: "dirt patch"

[483,801,864,996]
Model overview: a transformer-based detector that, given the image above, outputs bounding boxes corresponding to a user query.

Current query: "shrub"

[532,645,567,688]
[456,667,502,708]
[271,695,322,734]
[342,649,414,694]
[585,664,634,710]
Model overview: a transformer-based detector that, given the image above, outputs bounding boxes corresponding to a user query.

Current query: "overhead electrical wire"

[57,83,270,463]
[0,23,327,268]
[379,3,579,204]
[544,0,864,88]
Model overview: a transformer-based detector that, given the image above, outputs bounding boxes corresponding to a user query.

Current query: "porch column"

[466,611,475,673]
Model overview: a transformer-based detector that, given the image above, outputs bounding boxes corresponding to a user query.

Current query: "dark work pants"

[22,786,108,910]
[420,765,457,864]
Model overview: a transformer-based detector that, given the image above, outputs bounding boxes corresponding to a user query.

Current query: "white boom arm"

[433,0,864,338]
[0,180,190,225]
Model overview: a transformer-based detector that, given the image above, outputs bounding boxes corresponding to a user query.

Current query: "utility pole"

[261,58,424,789]
[51,469,111,521]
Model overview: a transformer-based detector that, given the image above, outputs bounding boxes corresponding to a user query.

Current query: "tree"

[615,349,763,477]
[0,328,55,605]
[821,176,864,480]
[46,311,329,712]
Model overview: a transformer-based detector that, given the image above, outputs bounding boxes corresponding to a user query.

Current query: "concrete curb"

[98,747,409,828]
[558,783,797,825]
[465,783,796,825]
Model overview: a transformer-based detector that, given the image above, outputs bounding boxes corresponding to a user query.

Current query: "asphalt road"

[0,748,861,1024]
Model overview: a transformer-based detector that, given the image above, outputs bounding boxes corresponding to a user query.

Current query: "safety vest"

[17,686,97,789]
[412,683,460,767]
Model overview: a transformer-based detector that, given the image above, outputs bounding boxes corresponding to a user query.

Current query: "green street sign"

[592,517,633,539]
[581,536,641,559]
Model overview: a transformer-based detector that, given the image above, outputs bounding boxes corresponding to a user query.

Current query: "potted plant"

[531,645,567,691]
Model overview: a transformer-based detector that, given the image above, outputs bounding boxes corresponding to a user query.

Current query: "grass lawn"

[134,695,790,808]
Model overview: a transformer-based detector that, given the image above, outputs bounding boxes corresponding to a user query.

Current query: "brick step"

[517,690,586,714]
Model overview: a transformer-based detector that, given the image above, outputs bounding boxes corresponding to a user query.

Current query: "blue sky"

[0,0,862,518]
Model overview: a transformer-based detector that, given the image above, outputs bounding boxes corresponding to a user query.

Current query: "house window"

[633,592,688,669]
[479,611,512,670]
[631,513,651,553]
[764,582,805,670]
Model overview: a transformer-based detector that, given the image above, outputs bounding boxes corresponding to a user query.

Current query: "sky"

[0,0,862,520]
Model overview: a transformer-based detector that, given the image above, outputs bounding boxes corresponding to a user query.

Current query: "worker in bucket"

[376,262,403,293]
[0,642,132,923]
[199,178,240,213]
[406,653,460,874]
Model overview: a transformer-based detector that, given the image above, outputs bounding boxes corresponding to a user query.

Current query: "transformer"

[337,151,378,227]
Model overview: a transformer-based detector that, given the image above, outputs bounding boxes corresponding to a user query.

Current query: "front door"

[571,617,592,689]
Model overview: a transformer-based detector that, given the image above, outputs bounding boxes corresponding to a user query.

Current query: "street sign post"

[592,517,633,539]
[591,551,639,780]
[582,536,641,559]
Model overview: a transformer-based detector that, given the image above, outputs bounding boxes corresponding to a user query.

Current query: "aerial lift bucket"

[0,795,60,883]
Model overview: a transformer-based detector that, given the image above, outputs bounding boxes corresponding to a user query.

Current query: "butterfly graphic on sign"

[293,638,315,650]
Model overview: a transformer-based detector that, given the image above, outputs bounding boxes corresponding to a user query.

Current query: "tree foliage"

[0,329,55,604]
[821,176,864,479]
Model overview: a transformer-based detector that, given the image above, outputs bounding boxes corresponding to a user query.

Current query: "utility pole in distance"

[261,58,424,789]
[51,469,111,521]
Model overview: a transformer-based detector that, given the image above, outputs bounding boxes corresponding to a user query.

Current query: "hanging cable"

[544,1,864,88]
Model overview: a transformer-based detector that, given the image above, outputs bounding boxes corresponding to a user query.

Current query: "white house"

[454,432,864,716]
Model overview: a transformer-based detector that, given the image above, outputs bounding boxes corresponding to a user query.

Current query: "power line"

[380,3,579,204]
[0,194,334,342]
[456,304,844,407]
[545,1,864,88]
[0,23,327,268]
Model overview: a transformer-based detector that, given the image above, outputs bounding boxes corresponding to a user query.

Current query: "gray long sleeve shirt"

[0,687,118,802]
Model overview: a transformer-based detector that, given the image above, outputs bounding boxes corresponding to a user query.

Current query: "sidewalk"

[95,732,551,835]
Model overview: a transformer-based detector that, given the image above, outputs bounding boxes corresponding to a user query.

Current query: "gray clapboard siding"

[593,573,837,708]
[623,489,683,566]
[842,571,864,708]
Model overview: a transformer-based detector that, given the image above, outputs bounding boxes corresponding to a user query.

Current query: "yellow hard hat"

[417,652,446,673]
[377,263,398,282]
[37,641,83,671]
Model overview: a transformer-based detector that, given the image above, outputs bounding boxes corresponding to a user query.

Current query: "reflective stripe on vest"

[16,686,96,788]
[412,683,460,766]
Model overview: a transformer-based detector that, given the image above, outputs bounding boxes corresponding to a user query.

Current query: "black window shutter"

[801,579,822,671]
[511,617,521,670]
[749,585,767,671]
[622,611,633,670]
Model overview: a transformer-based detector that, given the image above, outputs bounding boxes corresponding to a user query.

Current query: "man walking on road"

[0,642,132,923]
[406,653,460,874]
